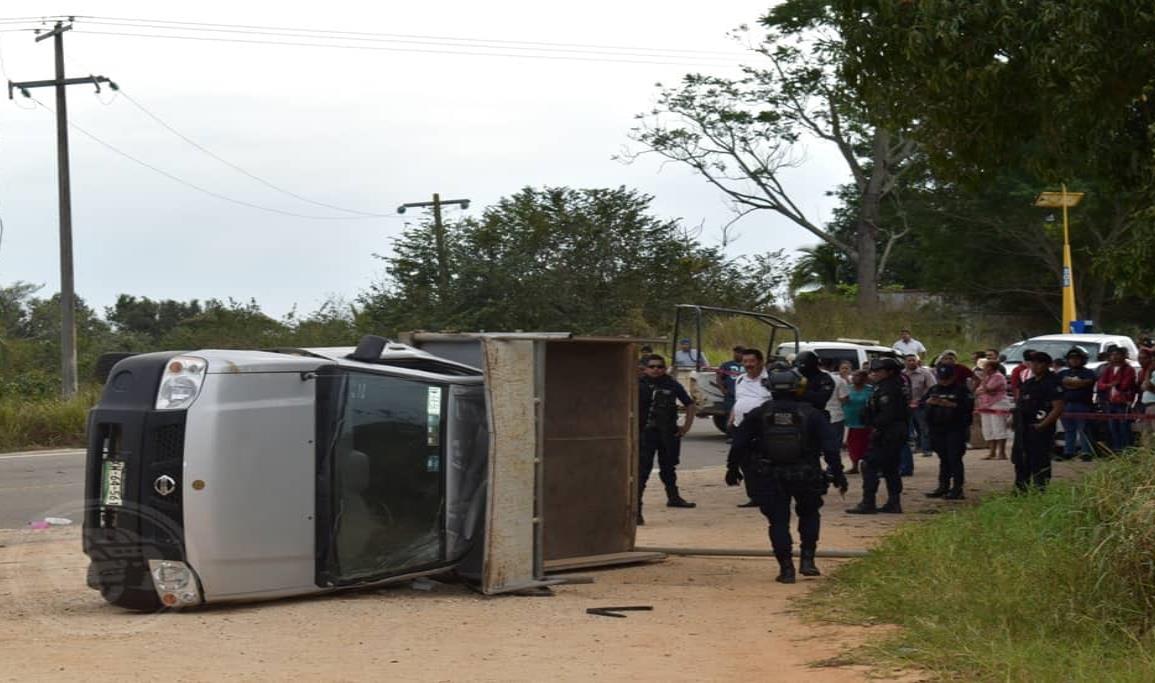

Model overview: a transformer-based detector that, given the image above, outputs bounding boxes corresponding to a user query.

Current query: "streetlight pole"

[1034,187,1085,333]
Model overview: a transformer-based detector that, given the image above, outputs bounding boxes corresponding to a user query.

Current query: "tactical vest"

[646,386,679,431]
[756,404,808,471]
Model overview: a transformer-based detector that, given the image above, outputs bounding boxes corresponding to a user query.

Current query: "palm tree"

[789,244,846,295]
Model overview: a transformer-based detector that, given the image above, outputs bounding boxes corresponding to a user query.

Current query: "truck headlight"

[148,559,202,608]
[155,356,208,410]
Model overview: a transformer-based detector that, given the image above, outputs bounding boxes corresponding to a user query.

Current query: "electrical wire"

[28,96,402,222]
[113,87,395,217]
[68,29,736,67]
[70,15,744,58]
[73,18,742,63]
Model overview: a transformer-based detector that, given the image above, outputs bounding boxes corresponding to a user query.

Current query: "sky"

[0,1,847,318]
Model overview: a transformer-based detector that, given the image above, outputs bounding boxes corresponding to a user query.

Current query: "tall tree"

[832,0,1155,184]
[828,0,1155,323]
[626,2,917,308]
[361,186,792,335]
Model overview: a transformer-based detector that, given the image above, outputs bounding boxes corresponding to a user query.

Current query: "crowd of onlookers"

[711,327,1155,474]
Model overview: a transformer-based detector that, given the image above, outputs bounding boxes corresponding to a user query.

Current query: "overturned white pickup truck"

[85,334,651,611]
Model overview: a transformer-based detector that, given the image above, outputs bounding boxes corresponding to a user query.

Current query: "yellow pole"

[1060,183,1078,333]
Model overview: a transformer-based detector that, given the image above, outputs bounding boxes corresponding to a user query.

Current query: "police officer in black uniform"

[923,364,974,500]
[1013,350,1064,491]
[795,350,836,413]
[847,357,909,514]
[725,367,849,584]
[637,354,696,525]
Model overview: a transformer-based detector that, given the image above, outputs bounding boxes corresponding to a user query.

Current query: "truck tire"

[712,414,728,434]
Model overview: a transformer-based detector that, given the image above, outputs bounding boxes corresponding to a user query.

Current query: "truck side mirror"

[350,335,388,362]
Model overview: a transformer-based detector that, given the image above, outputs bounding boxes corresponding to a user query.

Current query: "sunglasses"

[646,364,666,369]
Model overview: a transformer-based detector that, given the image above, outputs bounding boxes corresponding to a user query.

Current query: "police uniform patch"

[880,395,891,404]
[773,413,794,425]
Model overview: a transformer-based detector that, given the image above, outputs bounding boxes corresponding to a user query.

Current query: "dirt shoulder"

[0,452,1093,682]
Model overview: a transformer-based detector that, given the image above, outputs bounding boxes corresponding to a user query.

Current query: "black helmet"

[869,357,903,373]
[763,367,806,398]
[794,350,820,374]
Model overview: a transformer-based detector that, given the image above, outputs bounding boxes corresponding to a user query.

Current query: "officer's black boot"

[879,498,903,513]
[774,551,796,584]
[925,486,948,498]
[799,546,820,577]
[665,486,696,508]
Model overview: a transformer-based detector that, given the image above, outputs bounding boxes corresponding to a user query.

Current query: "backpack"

[758,405,808,469]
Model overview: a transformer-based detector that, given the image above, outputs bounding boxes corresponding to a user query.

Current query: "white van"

[1000,334,1139,374]
[773,339,898,370]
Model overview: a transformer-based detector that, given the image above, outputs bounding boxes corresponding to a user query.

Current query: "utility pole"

[8,20,113,397]
[397,194,471,296]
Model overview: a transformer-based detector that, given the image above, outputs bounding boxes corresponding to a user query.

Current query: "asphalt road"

[0,448,87,529]
[0,422,732,531]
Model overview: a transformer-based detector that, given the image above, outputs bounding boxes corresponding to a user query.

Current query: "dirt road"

[0,453,1092,681]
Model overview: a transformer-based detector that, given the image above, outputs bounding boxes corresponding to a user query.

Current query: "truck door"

[314,366,451,587]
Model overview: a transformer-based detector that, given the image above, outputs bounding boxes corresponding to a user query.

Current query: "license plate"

[102,460,126,507]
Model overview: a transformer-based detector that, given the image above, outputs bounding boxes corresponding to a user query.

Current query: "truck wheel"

[712,414,728,434]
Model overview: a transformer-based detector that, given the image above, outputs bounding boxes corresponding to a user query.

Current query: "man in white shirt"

[730,348,770,508]
[821,357,851,464]
[731,349,770,427]
[892,329,927,359]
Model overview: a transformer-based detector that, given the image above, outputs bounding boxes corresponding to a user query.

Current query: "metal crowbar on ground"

[586,605,654,618]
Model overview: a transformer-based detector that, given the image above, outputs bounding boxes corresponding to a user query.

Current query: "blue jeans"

[910,406,931,454]
[823,420,844,463]
[1060,402,1094,457]
[899,426,914,476]
[1105,404,1133,452]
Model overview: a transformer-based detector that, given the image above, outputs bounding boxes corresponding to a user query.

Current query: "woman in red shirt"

[1096,346,1138,451]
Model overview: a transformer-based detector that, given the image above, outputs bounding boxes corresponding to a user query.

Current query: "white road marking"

[0,449,85,461]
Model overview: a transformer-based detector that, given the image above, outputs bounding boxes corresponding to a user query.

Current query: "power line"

[28,96,402,221]
[69,15,744,58]
[74,19,739,62]
[69,29,738,67]
[112,88,395,217]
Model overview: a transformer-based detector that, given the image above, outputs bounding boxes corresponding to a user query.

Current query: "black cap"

[869,357,903,372]
[934,364,954,380]
[1066,346,1088,359]
[794,350,820,373]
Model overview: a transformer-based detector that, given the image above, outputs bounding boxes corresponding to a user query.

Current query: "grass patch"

[810,448,1155,682]
[0,388,97,451]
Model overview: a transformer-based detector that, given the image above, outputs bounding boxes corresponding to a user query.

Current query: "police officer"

[923,364,974,500]
[638,354,696,525]
[795,350,835,412]
[1013,350,1064,491]
[725,366,849,583]
[847,357,909,514]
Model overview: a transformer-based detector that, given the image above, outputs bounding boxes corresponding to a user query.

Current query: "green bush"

[0,389,96,451]
[811,448,1155,681]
